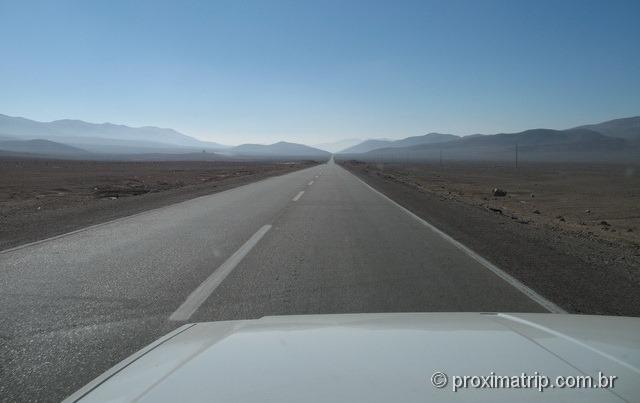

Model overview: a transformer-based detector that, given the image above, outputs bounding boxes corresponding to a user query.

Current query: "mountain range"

[0,114,329,159]
[1,113,638,162]
[573,116,640,140]
[337,117,640,163]
[225,142,330,158]
[339,133,459,153]
[313,138,363,153]
[0,114,228,155]
[0,139,88,156]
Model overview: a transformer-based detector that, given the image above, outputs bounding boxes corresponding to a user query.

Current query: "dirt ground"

[0,158,316,250]
[340,159,640,316]
[349,160,640,246]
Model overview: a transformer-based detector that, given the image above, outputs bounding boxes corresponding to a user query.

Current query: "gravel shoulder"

[339,160,640,316]
[0,158,317,251]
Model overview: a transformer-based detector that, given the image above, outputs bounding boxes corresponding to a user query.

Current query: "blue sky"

[1,0,638,145]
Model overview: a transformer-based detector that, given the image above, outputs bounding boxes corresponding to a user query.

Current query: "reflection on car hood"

[65,313,640,402]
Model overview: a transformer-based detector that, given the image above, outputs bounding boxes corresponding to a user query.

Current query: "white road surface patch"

[293,191,305,201]
[169,225,272,321]
[342,166,567,314]
[308,181,314,186]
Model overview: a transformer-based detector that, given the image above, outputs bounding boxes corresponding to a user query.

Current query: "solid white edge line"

[169,225,272,321]
[341,166,566,314]
[292,190,305,201]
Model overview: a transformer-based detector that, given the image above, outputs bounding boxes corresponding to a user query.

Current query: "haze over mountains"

[337,116,640,163]
[313,138,363,153]
[339,133,459,153]
[228,142,330,158]
[0,113,638,163]
[0,114,228,155]
[0,114,329,160]
[572,116,640,140]
[0,139,88,156]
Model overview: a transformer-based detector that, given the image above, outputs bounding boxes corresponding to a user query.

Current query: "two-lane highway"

[0,159,558,401]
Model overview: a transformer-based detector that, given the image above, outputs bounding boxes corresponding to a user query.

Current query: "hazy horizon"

[1,0,639,145]
[5,112,639,149]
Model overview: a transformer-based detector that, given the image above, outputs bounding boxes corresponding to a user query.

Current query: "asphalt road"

[0,159,555,402]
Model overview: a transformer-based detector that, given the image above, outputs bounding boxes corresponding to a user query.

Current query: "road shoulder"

[339,162,640,316]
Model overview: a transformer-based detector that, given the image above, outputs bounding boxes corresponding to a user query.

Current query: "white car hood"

[65,313,640,402]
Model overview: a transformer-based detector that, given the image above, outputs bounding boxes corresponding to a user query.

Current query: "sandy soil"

[351,160,640,246]
[340,160,640,316]
[0,158,316,250]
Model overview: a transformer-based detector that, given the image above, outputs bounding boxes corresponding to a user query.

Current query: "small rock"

[585,209,591,214]
[533,210,541,214]
[600,220,610,226]
[556,215,565,222]
[110,196,118,200]
[492,188,507,197]
[489,207,503,214]
[530,194,535,198]
[628,228,634,232]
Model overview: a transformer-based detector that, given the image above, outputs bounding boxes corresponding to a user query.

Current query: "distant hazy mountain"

[336,116,640,163]
[339,133,458,153]
[0,132,17,141]
[572,116,640,140]
[451,128,620,148]
[313,138,363,153]
[0,139,88,156]
[49,136,223,155]
[390,133,459,148]
[230,141,330,158]
[0,114,228,153]
[349,127,636,163]
[340,139,393,154]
